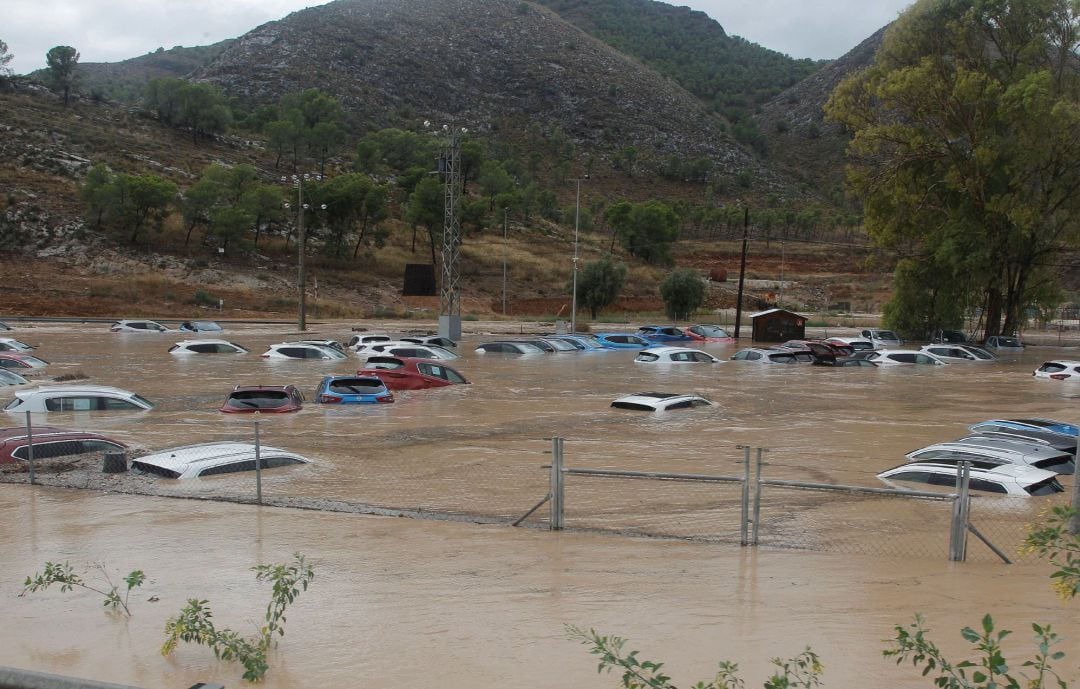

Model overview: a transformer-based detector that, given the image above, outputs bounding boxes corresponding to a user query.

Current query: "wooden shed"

[750,308,807,342]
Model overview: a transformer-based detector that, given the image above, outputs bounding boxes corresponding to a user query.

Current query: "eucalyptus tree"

[826,0,1080,338]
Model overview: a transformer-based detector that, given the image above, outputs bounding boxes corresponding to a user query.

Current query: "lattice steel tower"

[438,129,463,341]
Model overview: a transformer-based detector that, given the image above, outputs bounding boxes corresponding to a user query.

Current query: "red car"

[219,385,304,413]
[0,426,127,465]
[358,356,469,390]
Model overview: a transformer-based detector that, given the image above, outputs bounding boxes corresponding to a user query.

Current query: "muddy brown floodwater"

[0,322,1077,688]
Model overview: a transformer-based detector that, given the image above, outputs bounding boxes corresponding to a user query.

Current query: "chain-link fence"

[1,417,1071,563]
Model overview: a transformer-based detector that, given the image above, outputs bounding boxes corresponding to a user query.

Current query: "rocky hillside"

[194,0,765,173]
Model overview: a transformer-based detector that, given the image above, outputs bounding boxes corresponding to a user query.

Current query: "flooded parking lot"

[0,321,1077,687]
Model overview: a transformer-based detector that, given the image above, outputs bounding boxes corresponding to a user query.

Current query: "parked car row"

[876,417,1076,496]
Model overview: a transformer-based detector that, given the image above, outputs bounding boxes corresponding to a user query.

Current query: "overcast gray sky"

[3,0,914,75]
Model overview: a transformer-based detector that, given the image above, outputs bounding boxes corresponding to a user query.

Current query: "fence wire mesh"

[1,417,1071,564]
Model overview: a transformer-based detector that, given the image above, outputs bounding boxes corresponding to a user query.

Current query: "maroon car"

[358,356,469,391]
[219,385,304,413]
[0,353,49,370]
[0,426,127,465]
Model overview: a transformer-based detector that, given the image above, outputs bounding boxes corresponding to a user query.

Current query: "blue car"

[970,418,1078,438]
[314,375,394,404]
[637,325,693,343]
[546,334,607,351]
[593,333,652,349]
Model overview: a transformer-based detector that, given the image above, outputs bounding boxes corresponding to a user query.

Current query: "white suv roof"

[906,440,1074,474]
[634,347,720,363]
[610,392,713,412]
[262,342,348,360]
[878,462,1063,496]
[3,385,154,412]
[130,441,311,479]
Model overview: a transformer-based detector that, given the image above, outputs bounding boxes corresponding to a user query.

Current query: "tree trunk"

[983,287,1004,339]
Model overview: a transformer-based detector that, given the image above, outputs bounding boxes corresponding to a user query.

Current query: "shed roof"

[748,308,809,319]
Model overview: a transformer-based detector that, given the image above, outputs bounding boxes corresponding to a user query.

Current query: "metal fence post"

[739,446,750,545]
[949,461,971,561]
[752,448,765,546]
[25,411,34,485]
[549,436,564,530]
[254,419,262,505]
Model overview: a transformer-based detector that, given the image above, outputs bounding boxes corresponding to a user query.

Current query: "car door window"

[102,397,140,410]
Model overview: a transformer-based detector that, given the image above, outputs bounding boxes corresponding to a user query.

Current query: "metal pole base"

[439,314,462,341]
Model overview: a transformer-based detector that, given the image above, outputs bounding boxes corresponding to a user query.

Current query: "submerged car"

[906,439,1075,475]
[0,353,48,370]
[826,337,875,352]
[355,341,460,360]
[610,392,714,412]
[475,341,547,354]
[634,346,720,364]
[984,335,1024,350]
[358,356,469,390]
[262,342,348,360]
[970,418,1078,438]
[859,350,946,366]
[685,324,735,343]
[169,339,249,355]
[0,369,29,386]
[0,426,128,465]
[860,328,903,348]
[920,344,996,362]
[131,441,311,479]
[0,338,34,352]
[877,462,1063,496]
[637,325,693,343]
[178,321,224,333]
[4,385,154,413]
[1033,360,1080,381]
[593,333,652,349]
[314,375,394,404]
[220,385,304,413]
[346,333,394,350]
[110,319,169,333]
[399,335,457,349]
[730,348,812,364]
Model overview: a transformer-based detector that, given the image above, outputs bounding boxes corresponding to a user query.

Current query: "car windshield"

[226,390,291,409]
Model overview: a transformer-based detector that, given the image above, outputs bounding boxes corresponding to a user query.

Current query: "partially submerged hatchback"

[0,338,34,352]
[859,350,946,366]
[262,342,348,360]
[730,348,810,364]
[169,339,249,355]
[860,328,903,349]
[906,439,1075,475]
[611,392,714,412]
[636,325,693,343]
[314,375,393,404]
[359,356,469,390]
[355,341,460,360]
[0,369,28,386]
[178,321,224,333]
[0,426,128,465]
[920,344,996,362]
[1033,360,1080,381]
[593,333,652,349]
[634,346,720,364]
[110,319,168,333]
[0,353,48,370]
[984,335,1024,350]
[877,462,1064,496]
[475,341,547,354]
[4,385,154,413]
[220,385,304,413]
[685,324,735,343]
[131,441,312,479]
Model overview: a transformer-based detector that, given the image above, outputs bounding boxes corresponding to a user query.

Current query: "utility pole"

[438,128,463,340]
[570,177,586,332]
[734,206,750,340]
[502,207,509,316]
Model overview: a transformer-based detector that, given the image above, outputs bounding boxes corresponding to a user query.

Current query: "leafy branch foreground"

[22,562,145,616]
[162,552,315,682]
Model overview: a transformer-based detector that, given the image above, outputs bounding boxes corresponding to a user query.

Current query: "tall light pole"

[502,207,509,316]
[570,175,588,332]
[282,173,325,332]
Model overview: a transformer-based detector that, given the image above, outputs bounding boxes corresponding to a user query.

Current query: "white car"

[262,342,348,360]
[860,349,946,366]
[610,392,714,412]
[906,440,1075,474]
[920,344,996,362]
[356,341,460,360]
[860,328,903,348]
[1033,360,1080,381]
[0,338,34,352]
[130,441,311,479]
[0,369,28,386]
[110,319,169,333]
[4,385,154,413]
[168,340,249,355]
[730,348,814,364]
[401,335,457,349]
[346,334,393,350]
[877,462,1063,496]
[984,335,1024,350]
[634,346,720,364]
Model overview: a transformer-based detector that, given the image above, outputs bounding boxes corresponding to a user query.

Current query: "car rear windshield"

[328,378,384,393]
[611,402,658,411]
[130,461,181,479]
[636,352,659,362]
[1025,477,1064,496]
[226,391,290,409]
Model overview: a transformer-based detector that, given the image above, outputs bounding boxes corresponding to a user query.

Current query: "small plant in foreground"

[1022,505,1079,600]
[21,561,145,616]
[567,625,823,689]
[161,552,314,682]
[885,613,1067,689]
